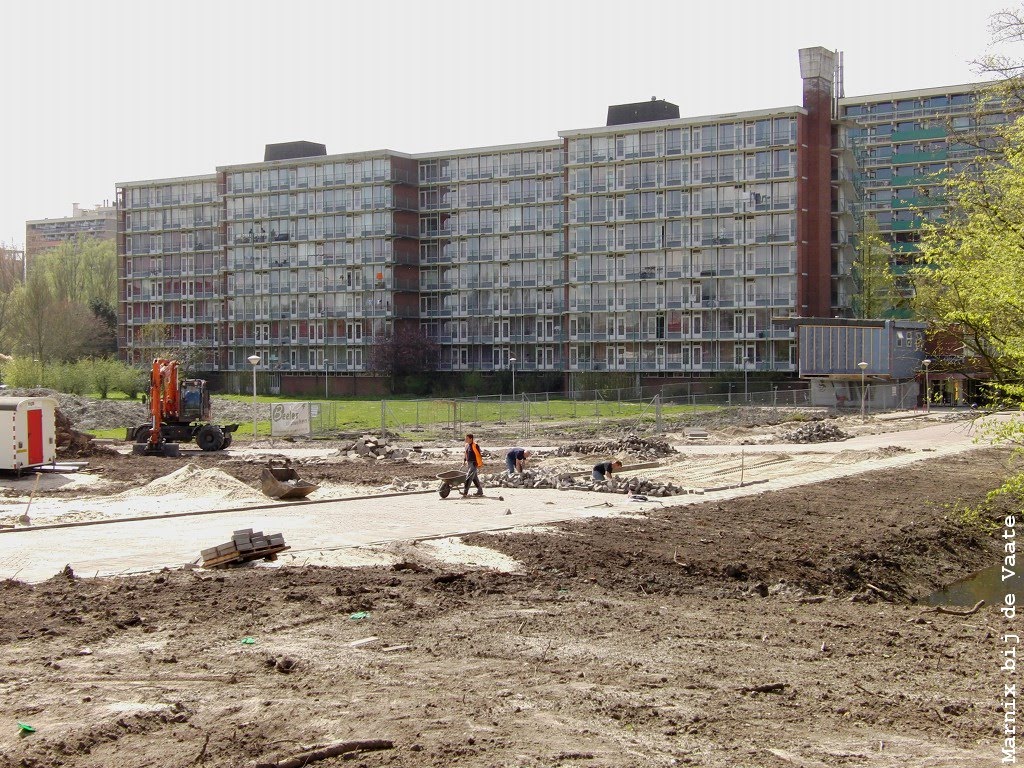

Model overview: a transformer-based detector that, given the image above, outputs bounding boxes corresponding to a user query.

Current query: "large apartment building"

[838,84,1004,302]
[27,202,117,260]
[115,47,997,392]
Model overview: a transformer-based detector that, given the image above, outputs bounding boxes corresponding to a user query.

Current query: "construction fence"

[283,382,815,441]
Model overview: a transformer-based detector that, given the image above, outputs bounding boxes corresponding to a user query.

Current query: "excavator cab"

[179,379,211,422]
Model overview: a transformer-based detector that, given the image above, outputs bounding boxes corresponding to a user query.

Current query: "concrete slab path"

[0,412,1011,583]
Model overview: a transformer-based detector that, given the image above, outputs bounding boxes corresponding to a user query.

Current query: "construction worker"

[461,433,485,496]
[592,459,623,483]
[505,448,531,475]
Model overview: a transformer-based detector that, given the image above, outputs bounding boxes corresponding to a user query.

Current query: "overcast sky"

[1,0,1018,247]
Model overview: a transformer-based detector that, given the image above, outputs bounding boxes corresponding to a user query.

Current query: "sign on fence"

[270,402,311,437]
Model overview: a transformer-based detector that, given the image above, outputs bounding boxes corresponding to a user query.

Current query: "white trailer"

[0,397,57,473]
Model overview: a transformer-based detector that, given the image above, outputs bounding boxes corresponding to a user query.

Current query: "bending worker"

[592,459,623,483]
[505,447,531,475]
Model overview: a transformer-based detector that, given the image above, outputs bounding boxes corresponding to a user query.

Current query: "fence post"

[415,400,420,430]
[655,394,663,433]
[380,399,386,435]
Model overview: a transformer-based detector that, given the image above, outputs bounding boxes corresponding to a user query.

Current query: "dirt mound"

[554,434,677,459]
[127,464,261,502]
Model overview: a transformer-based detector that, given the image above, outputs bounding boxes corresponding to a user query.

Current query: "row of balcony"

[568,133,796,164]
[568,199,796,223]
[436,360,796,373]
[226,199,417,220]
[419,165,564,184]
[125,219,217,232]
[122,193,217,210]
[570,233,794,253]
[225,169,417,194]
[123,265,797,295]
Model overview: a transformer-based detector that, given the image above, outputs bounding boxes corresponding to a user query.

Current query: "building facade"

[26,202,117,260]
[115,47,998,390]
[838,84,1007,304]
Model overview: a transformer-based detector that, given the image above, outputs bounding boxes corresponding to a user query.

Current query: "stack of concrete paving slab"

[200,529,288,568]
[338,435,410,461]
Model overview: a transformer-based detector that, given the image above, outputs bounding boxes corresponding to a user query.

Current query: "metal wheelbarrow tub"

[261,459,320,500]
[436,470,468,499]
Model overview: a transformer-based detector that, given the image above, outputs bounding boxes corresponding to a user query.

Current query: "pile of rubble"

[55,408,112,457]
[554,434,677,460]
[482,467,684,497]
[337,435,411,461]
[780,421,850,444]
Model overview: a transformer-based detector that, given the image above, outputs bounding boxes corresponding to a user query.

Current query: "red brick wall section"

[281,375,389,397]
[798,76,834,318]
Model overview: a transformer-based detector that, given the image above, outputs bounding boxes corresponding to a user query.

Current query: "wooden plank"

[201,545,289,568]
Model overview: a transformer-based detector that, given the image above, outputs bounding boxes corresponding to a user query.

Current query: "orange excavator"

[129,358,239,456]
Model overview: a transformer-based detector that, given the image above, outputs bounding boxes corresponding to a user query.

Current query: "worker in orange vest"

[461,433,485,497]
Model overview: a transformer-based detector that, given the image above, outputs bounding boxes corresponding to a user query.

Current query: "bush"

[117,365,148,400]
[0,357,44,388]
[90,357,125,399]
[51,361,90,395]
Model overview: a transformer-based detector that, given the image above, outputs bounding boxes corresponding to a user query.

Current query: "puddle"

[927,563,1022,607]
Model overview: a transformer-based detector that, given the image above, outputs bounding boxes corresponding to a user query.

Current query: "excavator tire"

[132,425,151,443]
[196,424,225,451]
[221,433,233,449]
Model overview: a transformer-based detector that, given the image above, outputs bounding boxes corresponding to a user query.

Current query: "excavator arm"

[147,358,180,448]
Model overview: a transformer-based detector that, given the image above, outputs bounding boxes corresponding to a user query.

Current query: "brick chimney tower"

[796,46,836,319]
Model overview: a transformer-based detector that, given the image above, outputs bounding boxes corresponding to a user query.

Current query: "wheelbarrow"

[260,459,320,500]
[436,469,468,499]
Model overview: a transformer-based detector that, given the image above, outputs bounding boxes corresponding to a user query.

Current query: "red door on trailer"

[27,408,43,465]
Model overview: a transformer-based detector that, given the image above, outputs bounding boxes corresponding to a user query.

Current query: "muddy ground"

[0,447,1015,768]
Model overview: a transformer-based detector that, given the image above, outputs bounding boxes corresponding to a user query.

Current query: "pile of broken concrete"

[482,467,684,497]
[55,408,112,457]
[779,421,850,444]
[554,434,677,460]
[337,435,412,461]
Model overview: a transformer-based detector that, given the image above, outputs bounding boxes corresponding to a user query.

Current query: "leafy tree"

[0,245,23,352]
[367,324,439,392]
[850,215,897,319]
[87,298,117,356]
[37,236,116,307]
[131,320,207,373]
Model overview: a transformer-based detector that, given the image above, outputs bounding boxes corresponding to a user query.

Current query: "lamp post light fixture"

[247,354,261,438]
[509,357,517,399]
[858,361,869,422]
[922,358,932,414]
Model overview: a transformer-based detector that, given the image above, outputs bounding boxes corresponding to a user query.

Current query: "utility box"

[0,397,57,472]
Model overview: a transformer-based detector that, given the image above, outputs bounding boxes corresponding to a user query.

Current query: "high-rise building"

[26,202,117,260]
[114,47,997,392]
[838,84,1004,308]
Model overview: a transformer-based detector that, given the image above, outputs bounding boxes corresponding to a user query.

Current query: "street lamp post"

[858,361,868,422]
[247,354,261,438]
[509,356,517,399]
[922,358,932,414]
